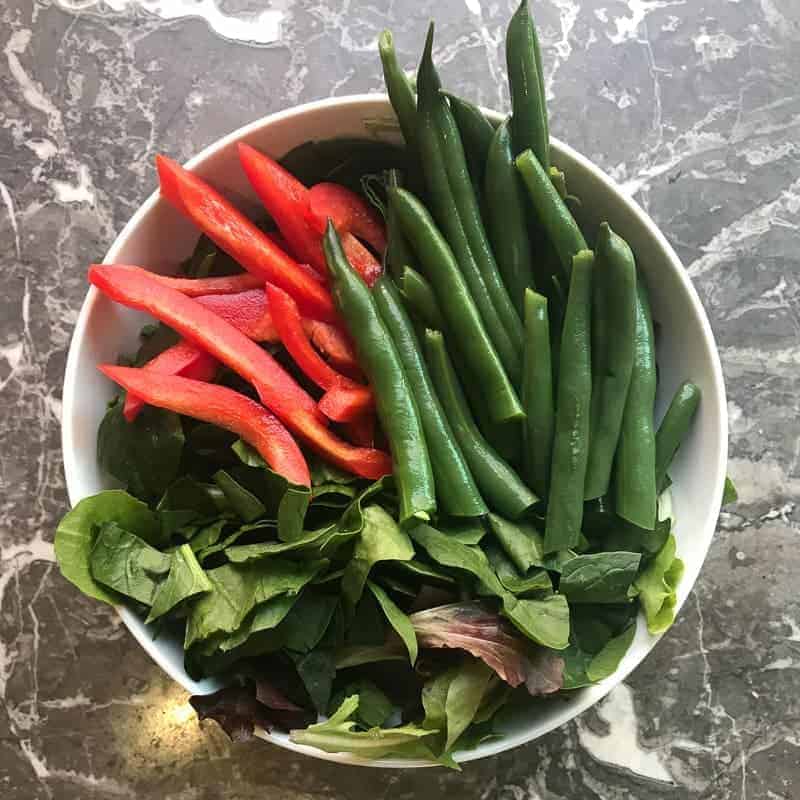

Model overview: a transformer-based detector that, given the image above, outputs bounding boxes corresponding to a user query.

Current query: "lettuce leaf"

[631,533,684,634]
[289,695,436,758]
[409,603,564,695]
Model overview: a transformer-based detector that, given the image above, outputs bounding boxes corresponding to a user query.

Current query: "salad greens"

[52,2,732,769]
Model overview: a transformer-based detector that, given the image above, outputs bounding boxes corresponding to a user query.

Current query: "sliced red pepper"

[341,233,383,288]
[149,271,264,297]
[126,289,275,420]
[266,283,374,423]
[343,414,376,448]
[307,182,388,253]
[123,341,218,422]
[302,320,361,378]
[102,365,310,486]
[238,144,384,287]
[317,383,374,423]
[90,265,392,479]
[237,143,328,275]
[195,289,278,342]
[156,154,338,322]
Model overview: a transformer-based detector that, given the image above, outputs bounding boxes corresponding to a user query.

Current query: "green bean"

[584,223,638,500]
[543,250,594,554]
[385,170,417,281]
[655,381,701,492]
[379,30,418,159]
[443,91,495,192]
[322,223,435,524]
[373,276,487,518]
[506,0,549,169]
[522,289,554,498]
[389,186,524,423]
[449,344,523,464]
[424,45,524,356]
[614,278,657,530]
[424,329,538,519]
[417,25,523,379]
[516,149,587,279]
[396,265,445,330]
[485,118,536,314]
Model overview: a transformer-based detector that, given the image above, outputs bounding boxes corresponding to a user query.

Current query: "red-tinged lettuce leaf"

[190,680,314,742]
[409,602,564,696]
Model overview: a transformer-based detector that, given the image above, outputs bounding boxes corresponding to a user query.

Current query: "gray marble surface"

[1,0,798,797]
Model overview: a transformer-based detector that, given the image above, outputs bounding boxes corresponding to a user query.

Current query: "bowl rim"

[61,92,728,768]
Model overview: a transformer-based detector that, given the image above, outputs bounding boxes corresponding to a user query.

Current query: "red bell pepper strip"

[237,143,328,274]
[266,283,367,392]
[317,383,374,423]
[195,289,278,342]
[302,320,361,378]
[266,283,374,423]
[123,341,218,422]
[102,365,310,486]
[340,233,383,288]
[238,143,384,286]
[148,271,264,297]
[125,289,275,421]
[90,264,317,415]
[156,155,338,322]
[343,414,376,448]
[308,182,388,253]
[90,265,392,479]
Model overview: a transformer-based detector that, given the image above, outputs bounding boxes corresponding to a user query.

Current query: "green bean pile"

[367,11,701,545]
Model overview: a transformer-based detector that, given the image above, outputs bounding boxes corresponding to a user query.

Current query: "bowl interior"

[61,95,727,767]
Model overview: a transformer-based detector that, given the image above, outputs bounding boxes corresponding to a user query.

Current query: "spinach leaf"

[190,518,231,555]
[586,623,636,682]
[559,552,641,603]
[631,533,684,634]
[132,322,180,365]
[345,590,387,646]
[225,524,359,563]
[487,514,544,573]
[390,558,457,586]
[409,524,506,596]
[438,519,486,546]
[89,522,171,605]
[310,457,359,487]
[367,580,418,664]
[333,680,395,728]
[146,544,212,623]
[562,610,637,690]
[232,441,311,541]
[602,517,670,557]
[213,594,299,654]
[212,470,267,522]
[157,477,223,537]
[289,695,437,759]
[97,397,184,501]
[342,506,414,608]
[282,591,339,653]
[484,542,552,596]
[335,645,406,669]
[501,594,570,650]
[184,558,328,647]
[54,490,160,604]
[410,524,569,649]
[723,475,738,505]
[293,649,336,713]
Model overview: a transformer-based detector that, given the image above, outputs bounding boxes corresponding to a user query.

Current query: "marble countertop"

[1,1,798,797]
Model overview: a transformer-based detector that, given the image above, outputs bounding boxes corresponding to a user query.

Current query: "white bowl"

[61,95,728,767]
